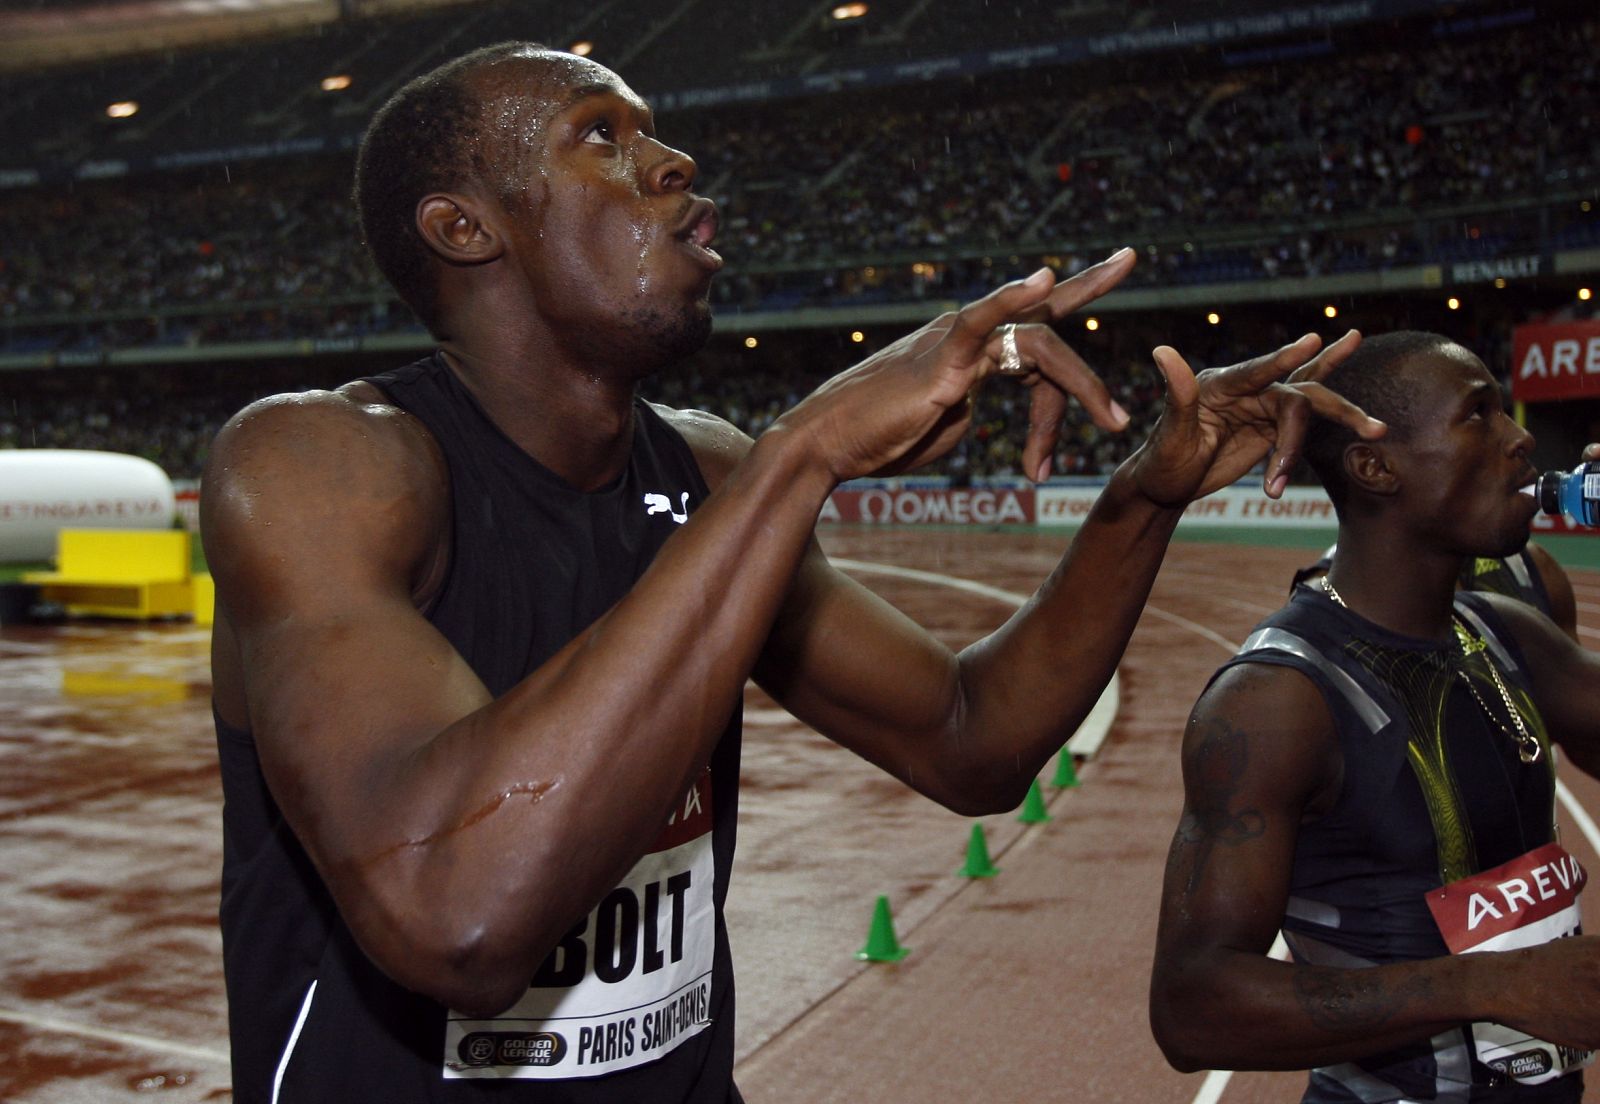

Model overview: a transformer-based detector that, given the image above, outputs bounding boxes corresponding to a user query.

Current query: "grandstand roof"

[0,0,1534,183]
[0,0,485,71]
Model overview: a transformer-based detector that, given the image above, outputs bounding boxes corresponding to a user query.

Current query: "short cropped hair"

[353,41,547,335]
[1303,331,1455,509]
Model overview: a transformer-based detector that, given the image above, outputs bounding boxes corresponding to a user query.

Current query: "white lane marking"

[1557,779,1600,857]
[830,557,1031,608]
[0,1005,229,1065]
[1141,604,1243,654]
[829,557,1117,757]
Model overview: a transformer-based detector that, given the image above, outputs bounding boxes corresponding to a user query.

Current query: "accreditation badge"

[1426,842,1594,1084]
[443,769,717,1080]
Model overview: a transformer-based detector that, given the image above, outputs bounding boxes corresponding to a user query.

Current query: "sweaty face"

[1387,346,1538,559]
[477,55,721,375]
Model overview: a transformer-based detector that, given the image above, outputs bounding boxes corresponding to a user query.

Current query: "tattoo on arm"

[1293,968,1433,1035]
[1171,718,1266,894]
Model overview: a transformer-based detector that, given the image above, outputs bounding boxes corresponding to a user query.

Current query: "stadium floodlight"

[105,101,138,119]
[832,3,869,19]
[569,41,594,57]
[320,74,352,92]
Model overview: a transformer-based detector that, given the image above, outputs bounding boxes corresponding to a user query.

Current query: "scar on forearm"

[1293,967,1433,1034]
[346,779,557,872]
[1173,718,1266,894]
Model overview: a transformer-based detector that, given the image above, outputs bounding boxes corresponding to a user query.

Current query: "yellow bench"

[23,528,203,621]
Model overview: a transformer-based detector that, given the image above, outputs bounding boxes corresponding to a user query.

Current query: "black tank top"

[1460,552,1556,617]
[1217,586,1575,1103]
[216,353,743,1103]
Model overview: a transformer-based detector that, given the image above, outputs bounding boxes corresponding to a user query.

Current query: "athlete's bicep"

[203,393,489,866]
[1158,662,1341,955]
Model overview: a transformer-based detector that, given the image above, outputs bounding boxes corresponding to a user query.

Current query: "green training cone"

[959,822,999,878]
[1052,749,1080,788]
[855,895,910,962]
[1018,778,1051,823]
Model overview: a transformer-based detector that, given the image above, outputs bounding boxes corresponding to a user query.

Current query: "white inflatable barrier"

[0,450,177,562]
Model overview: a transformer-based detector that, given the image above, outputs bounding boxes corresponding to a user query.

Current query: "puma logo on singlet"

[643,492,689,524]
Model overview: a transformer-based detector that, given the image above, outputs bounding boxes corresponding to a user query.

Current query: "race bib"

[1426,842,1593,1084]
[443,772,717,1080]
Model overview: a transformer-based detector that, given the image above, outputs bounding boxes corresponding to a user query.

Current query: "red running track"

[1,529,1597,1102]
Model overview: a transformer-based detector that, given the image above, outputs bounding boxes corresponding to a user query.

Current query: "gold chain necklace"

[1319,576,1541,764]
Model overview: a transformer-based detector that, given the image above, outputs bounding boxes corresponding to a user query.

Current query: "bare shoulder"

[1525,541,1565,581]
[210,381,434,472]
[202,383,449,614]
[1187,660,1342,816]
[648,402,754,491]
[206,384,444,514]
[1195,660,1334,729]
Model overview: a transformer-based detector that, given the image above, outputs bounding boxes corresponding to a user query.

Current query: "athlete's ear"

[1344,441,1398,498]
[416,193,504,265]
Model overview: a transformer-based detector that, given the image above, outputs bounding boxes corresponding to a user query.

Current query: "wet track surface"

[0,624,227,1102]
[2,530,1597,1102]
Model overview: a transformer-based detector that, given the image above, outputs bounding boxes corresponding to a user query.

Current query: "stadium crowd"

[703,15,1596,266]
[1,12,1596,485]
[2,13,1596,355]
[1,377,239,479]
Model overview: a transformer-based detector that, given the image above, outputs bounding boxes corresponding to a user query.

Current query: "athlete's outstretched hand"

[774,249,1136,483]
[1126,329,1385,505]
[970,249,1140,482]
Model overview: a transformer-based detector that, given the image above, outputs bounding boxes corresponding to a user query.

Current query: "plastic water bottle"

[1536,462,1600,527]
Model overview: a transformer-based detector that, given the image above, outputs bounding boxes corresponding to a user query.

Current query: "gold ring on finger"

[998,323,1025,376]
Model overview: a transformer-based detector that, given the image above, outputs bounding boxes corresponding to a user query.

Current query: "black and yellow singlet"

[1213,585,1573,1103]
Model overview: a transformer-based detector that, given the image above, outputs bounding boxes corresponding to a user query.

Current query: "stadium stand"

[1,0,1596,482]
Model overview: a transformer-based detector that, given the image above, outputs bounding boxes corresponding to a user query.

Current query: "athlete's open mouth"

[673,198,723,271]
